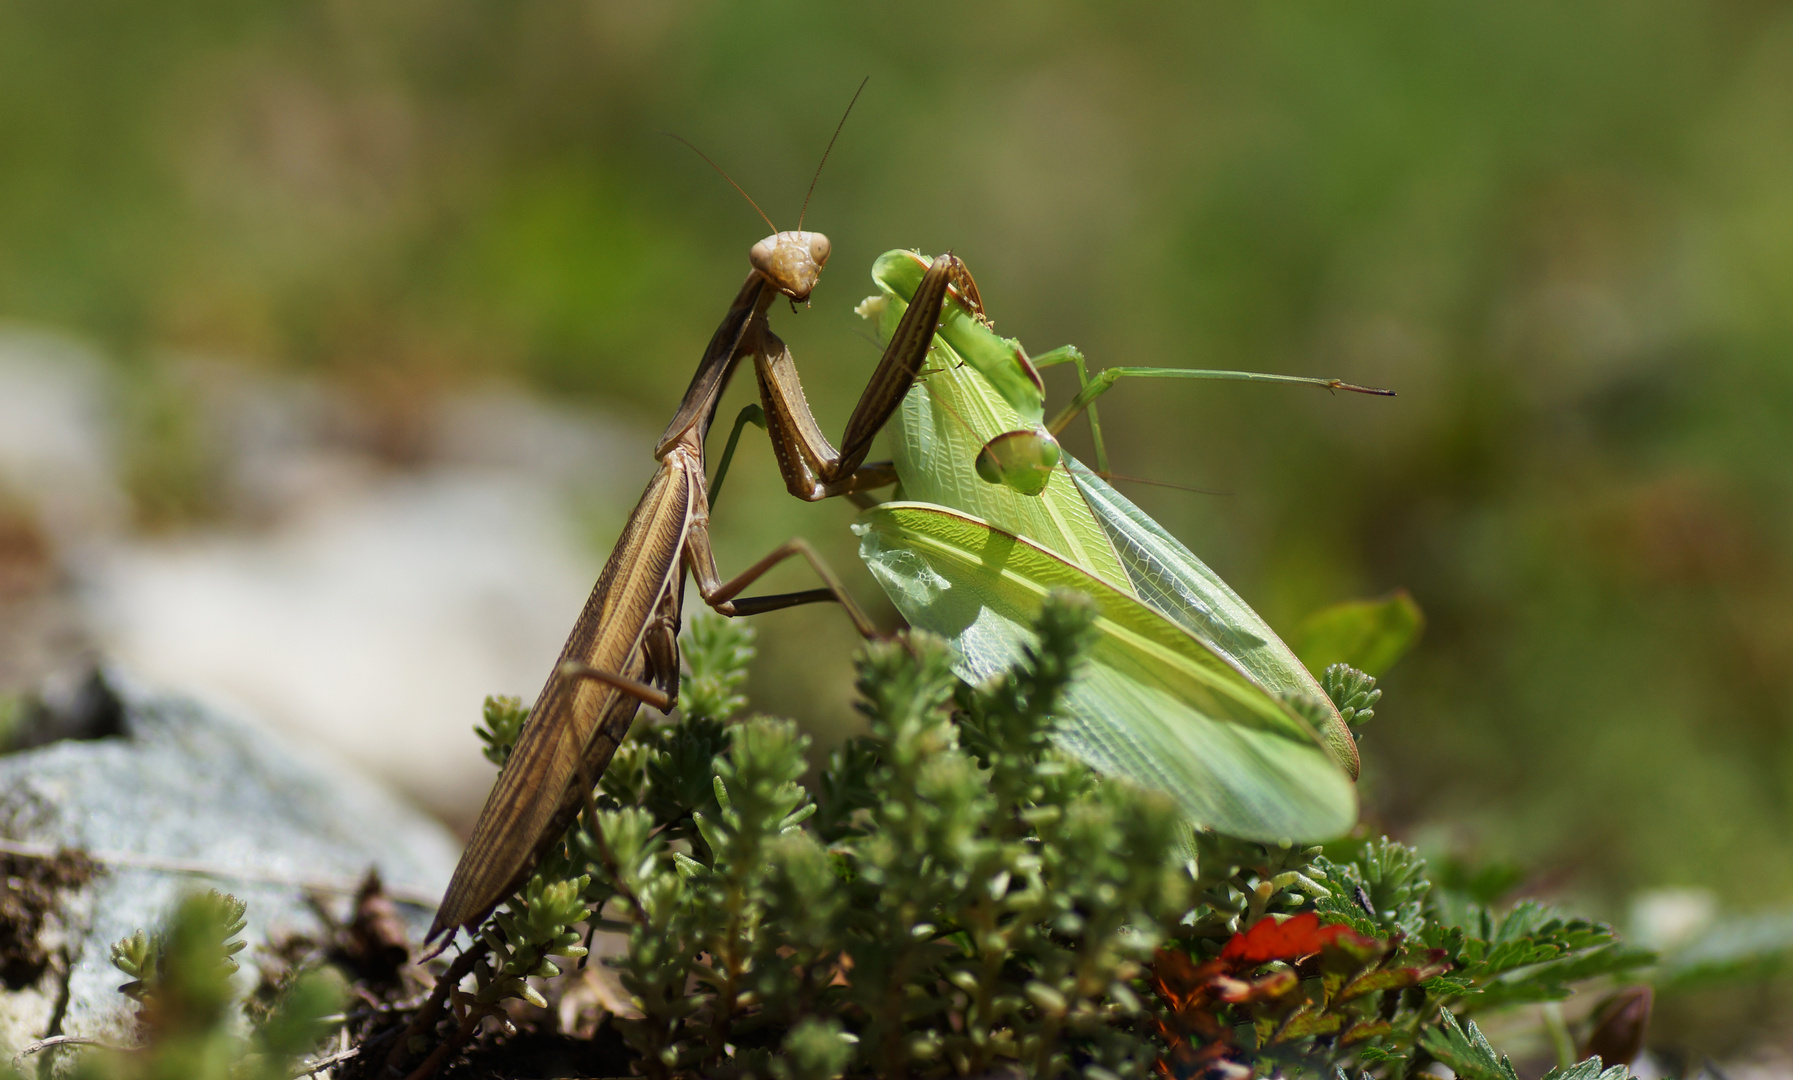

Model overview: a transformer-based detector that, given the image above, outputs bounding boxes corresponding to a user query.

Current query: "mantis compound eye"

[975,428,1062,497]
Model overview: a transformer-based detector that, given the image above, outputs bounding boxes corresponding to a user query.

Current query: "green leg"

[708,403,766,506]
[1044,367,1394,443]
[1030,346,1111,475]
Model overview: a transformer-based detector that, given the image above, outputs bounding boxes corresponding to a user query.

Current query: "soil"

[446,1028,635,1079]
[0,847,96,990]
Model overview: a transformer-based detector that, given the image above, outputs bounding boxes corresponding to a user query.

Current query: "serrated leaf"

[1423,973,1480,996]
[1313,839,1429,938]
[1476,945,1657,1007]
[1475,938,1563,977]
[1519,943,1654,983]
[1274,1008,1347,1040]
[1421,1012,1518,1080]
[1337,965,1434,1001]
[1490,899,1559,942]
[1342,1019,1394,1045]
[1539,1059,1631,1080]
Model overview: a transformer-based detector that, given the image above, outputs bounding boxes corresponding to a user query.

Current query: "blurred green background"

[4,0,1792,1050]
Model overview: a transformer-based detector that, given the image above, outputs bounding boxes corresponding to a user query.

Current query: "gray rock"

[0,669,459,1057]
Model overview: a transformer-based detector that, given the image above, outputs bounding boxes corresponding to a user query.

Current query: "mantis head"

[751,231,832,303]
[975,427,1063,497]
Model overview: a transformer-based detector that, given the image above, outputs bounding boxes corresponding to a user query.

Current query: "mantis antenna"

[665,75,868,236]
[798,75,870,231]
[664,131,779,235]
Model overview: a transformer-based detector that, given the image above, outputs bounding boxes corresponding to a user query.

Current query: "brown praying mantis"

[425,218,970,945]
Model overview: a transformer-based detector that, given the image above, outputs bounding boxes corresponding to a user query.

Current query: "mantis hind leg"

[684,522,881,639]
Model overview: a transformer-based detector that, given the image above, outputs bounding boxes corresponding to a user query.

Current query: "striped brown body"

[426,451,697,939]
[427,253,964,943]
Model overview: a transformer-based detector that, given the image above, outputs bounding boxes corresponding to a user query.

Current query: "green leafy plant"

[43,890,346,1080]
[108,890,247,1011]
[1151,830,1654,1077]
[1422,1012,1632,1080]
[475,695,530,768]
[404,594,1655,1079]
[468,874,593,1013]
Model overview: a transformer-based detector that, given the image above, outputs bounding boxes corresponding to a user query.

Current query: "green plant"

[571,595,1193,1079]
[1151,830,1654,1076]
[474,695,529,768]
[108,890,247,1011]
[467,873,593,1013]
[414,595,1655,1079]
[45,889,346,1080]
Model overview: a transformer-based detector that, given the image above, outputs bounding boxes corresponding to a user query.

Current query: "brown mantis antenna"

[665,132,779,235]
[797,76,869,231]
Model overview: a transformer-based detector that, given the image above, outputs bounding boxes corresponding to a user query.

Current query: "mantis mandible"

[848,250,1392,843]
[425,230,970,944]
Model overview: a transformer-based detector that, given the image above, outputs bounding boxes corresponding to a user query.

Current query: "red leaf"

[1221,913,1326,964]
[1220,913,1381,966]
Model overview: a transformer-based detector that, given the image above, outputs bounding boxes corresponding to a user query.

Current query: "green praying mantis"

[834,250,1391,843]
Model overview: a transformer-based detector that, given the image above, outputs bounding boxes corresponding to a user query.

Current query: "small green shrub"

[19,890,345,1080]
[427,593,1654,1079]
[474,695,529,768]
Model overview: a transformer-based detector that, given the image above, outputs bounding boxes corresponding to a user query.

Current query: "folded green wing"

[1065,459,1359,777]
[857,503,1357,842]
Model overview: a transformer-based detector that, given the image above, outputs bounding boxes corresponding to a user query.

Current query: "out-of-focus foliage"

[474,694,528,769]
[34,890,343,1080]
[5,0,1792,1047]
[108,890,248,1010]
[1294,590,1424,678]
